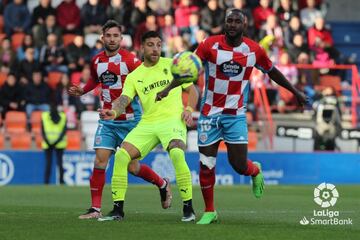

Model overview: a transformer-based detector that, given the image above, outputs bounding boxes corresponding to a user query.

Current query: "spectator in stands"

[174,0,199,36]
[16,34,39,61]
[161,14,179,57]
[200,0,225,36]
[81,0,107,34]
[130,0,153,32]
[277,51,298,86]
[106,0,133,34]
[283,15,307,49]
[133,14,158,51]
[66,35,91,73]
[3,0,31,37]
[42,101,67,185]
[252,0,274,32]
[24,70,52,121]
[276,0,298,27]
[55,73,77,108]
[31,0,56,30]
[56,0,81,34]
[288,33,310,64]
[300,0,322,29]
[184,13,200,46]
[90,39,104,58]
[259,14,284,49]
[308,16,339,66]
[39,33,68,74]
[0,38,16,74]
[13,47,42,85]
[232,0,255,38]
[55,73,78,129]
[0,73,25,119]
[148,0,172,15]
[76,65,100,114]
[33,14,63,48]
[189,29,207,52]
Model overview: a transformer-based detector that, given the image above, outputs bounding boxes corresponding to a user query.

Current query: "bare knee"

[168,139,186,151]
[128,160,140,175]
[94,149,112,168]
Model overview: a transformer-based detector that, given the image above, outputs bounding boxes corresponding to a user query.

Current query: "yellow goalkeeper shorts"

[123,117,187,158]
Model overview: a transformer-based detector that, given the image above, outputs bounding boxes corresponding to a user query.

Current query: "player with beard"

[69,20,172,219]
[156,9,307,224]
[98,31,198,222]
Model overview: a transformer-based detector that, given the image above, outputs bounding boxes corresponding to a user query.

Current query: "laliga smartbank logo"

[299,183,352,226]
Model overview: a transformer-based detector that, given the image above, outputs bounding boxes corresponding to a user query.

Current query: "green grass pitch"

[0,185,358,240]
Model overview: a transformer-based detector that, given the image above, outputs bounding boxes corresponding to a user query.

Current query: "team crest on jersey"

[220,60,243,77]
[95,136,102,145]
[199,133,208,143]
[163,68,168,75]
[100,70,118,86]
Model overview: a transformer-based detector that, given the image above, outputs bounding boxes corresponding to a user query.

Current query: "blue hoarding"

[0,151,359,186]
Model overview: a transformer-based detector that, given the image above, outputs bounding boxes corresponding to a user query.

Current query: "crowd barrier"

[0,151,358,186]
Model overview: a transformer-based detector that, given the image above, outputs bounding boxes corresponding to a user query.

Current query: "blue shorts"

[93,120,139,151]
[197,114,248,146]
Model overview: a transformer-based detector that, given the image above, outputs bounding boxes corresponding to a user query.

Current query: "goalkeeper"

[98,31,198,222]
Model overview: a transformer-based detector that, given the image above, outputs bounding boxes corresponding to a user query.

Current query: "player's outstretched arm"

[182,84,199,126]
[98,95,131,120]
[155,78,183,101]
[268,67,308,106]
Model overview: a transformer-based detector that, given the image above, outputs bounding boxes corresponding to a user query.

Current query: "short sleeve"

[181,82,193,90]
[254,46,273,73]
[122,74,136,100]
[195,38,208,61]
[126,53,142,72]
[90,57,98,81]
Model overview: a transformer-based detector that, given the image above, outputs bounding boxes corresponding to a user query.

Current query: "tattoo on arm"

[113,95,131,117]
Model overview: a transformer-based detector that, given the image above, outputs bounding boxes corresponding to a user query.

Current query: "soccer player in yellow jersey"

[98,31,198,222]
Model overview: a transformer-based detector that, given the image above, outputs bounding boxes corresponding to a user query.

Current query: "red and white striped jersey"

[195,35,273,116]
[90,49,142,121]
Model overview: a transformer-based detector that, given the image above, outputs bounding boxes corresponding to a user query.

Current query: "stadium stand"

[4,111,27,134]
[66,130,82,150]
[9,132,32,150]
[11,32,25,51]
[30,111,42,134]
[47,71,63,89]
[62,33,77,47]
[0,72,6,87]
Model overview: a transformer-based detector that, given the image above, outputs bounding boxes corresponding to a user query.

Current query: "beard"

[104,43,120,52]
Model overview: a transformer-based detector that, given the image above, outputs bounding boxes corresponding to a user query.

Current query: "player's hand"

[155,89,169,102]
[68,85,84,96]
[182,110,193,127]
[98,108,116,120]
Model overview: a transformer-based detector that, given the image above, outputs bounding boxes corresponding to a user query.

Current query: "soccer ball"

[171,51,203,83]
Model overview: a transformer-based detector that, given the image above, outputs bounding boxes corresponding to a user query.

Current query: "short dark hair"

[141,31,161,43]
[102,20,122,34]
[225,8,246,22]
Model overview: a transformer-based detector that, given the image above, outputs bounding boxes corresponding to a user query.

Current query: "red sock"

[137,164,165,188]
[243,159,260,177]
[90,168,105,209]
[199,163,216,212]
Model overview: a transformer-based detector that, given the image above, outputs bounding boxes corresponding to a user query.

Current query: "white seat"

[187,130,198,152]
[80,111,99,137]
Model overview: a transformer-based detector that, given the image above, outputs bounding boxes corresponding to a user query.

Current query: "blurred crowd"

[0,0,341,128]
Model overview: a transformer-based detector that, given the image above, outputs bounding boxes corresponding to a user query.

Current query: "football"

[171,51,203,83]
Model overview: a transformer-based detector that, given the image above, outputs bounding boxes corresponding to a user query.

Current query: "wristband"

[111,109,119,119]
[185,106,194,113]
